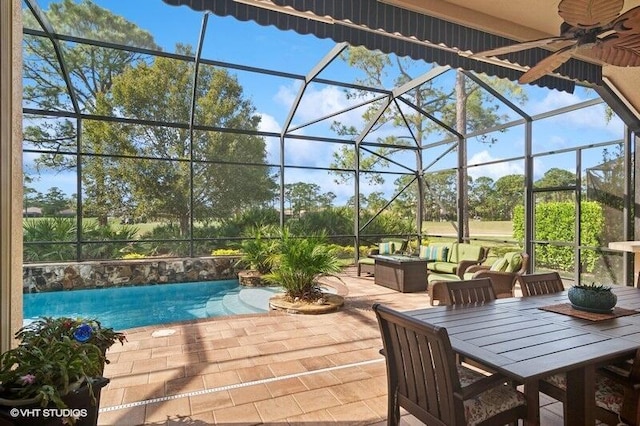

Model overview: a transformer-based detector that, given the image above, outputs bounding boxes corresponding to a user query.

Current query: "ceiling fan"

[471,0,640,84]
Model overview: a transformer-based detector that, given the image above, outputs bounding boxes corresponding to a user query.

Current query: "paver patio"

[98,266,564,425]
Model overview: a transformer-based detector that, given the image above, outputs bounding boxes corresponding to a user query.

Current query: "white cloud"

[274,83,364,130]
[467,151,571,182]
[539,134,567,149]
[467,151,523,181]
[530,90,582,114]
[257,113,281,164]
[257,113,280,133]
[285,139,334,165]
[529,91,624,134]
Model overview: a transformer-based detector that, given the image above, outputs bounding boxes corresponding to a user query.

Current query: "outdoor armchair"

[463,252,529,298]
[429,252,528,305]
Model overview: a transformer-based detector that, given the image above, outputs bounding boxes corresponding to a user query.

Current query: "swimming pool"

[23,280,280,330]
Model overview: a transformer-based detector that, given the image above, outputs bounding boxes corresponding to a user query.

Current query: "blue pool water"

[23,280,278,331]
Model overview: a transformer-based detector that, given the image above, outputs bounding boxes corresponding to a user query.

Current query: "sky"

[24,0,627,206]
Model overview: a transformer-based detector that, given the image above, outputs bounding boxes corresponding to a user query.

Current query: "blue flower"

[73,323,93,343]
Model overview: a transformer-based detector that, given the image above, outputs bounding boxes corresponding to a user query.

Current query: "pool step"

[220,290,266,315]
[238,287,280,311]
[218,286,282,315]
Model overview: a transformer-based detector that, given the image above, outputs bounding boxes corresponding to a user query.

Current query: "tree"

[392,171,457,223]
[329,46,526,236]
[284,182,335,218]
[40,187,70,216]
[424,170,458,221]
[22,0,159,225]
[23,176,39,214]
[493,174,525,220]
[535,168,576,202]
[110,46,275,235]
[365,191,389,213]
[469,176,496,220]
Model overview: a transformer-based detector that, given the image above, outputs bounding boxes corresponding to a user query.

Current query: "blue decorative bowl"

[567,286,617,313]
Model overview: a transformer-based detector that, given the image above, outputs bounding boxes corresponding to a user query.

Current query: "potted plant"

[0,317,125,425]
[237,225,278,287]
[568,283,618,313]
[15,317,126,358]
[265,228,344,313]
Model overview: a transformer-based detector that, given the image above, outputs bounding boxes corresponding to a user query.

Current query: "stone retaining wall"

[22,256,243,293]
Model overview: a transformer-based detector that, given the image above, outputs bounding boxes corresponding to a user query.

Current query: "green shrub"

[82,222,139,260]
[23,218,77,262]
[513,201,603,272]
[211,248,242,256]
[23,218,140,261]
[327,244,355,259]
[287,208,353,244]
[122,253,146,259]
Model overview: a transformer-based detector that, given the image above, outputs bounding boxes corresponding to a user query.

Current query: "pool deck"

[98,266,564,425]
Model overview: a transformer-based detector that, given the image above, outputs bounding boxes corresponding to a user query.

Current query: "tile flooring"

[98,267,564,425]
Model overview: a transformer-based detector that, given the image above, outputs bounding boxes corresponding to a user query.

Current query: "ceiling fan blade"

[471,37,571,58]
[612,5,640,35]
[583,6,640,67]
[518,45,576,84]
[558,0,624,29]
[586,34,640,66]
[558,0,623,28]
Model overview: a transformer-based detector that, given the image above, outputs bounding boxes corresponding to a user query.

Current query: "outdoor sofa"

[419,242,488,277]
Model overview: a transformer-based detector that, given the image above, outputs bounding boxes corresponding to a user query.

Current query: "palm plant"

[265,228,341,301]
[240,225,278,274]
[23,217,76,261]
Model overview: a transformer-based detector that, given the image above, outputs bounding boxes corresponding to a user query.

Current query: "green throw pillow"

[490,258,509,272]
[504,252,523,272]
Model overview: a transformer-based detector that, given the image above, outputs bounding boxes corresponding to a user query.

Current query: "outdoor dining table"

[404,285,640,426]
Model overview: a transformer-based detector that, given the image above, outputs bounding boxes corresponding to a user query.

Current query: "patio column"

[0,0,23,352]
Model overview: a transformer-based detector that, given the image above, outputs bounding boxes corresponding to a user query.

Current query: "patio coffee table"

[371,255,427,293]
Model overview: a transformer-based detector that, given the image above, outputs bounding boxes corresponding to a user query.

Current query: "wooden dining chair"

[440,278,496,306]
[519,271,565,296]
[539,349,640,425]
[373,303,527,426]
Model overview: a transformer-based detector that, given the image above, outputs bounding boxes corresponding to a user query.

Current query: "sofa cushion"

[419,244,449,261]
[427,272,461,283]
[448,243,483,264]
[490,258,509,272]
[503,252,523,273]
[429,261,457,274]
[462,272,475,280]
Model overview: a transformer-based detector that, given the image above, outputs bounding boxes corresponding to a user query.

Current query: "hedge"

[513,201,603,273]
